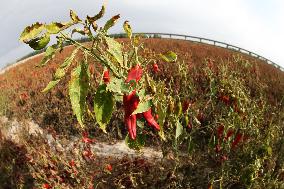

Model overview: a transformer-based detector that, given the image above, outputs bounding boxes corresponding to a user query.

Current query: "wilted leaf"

[70,10,81,22]
[160,51,177,63]
[19,22,45,42]
[28,34,50,50]
[105,37,123,66]
[69,62,90,127]
[123,21,132,39]
[94,84,115,132]
[103,14,120,32]
[71,28,86,37]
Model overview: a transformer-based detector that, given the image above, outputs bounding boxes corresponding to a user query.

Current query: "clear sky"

[0,0,284,69]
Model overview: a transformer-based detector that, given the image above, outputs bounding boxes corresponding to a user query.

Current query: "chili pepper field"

[0,37,284,188]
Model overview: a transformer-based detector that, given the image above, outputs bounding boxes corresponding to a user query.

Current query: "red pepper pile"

[103,64,160,140]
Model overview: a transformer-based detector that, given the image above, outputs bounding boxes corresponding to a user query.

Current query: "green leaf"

[103,14,120,32]
[157,102,166,140]
[46,22,65,34]
[28,34,50,50]
[160,51,177,63]
[175,120,183,139]
[106,78,131,94]
[132,89,152,115]
[42,80,60,93]
[19,22,45,42]
[38,45,57,66]
[42,48,79,92]
[123,21,132,39]
[69,62,90,127]
[132,100,151,115]
[125,134,145,150]
[94,84,115,132]
[54,68,66,79]
[105,37,123,66]
[59,48,79,69]
[70,10,81,22]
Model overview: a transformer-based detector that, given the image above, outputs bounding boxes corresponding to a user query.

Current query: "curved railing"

[115,32,283,71]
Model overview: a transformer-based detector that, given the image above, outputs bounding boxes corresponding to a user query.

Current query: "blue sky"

[0,0,284,69]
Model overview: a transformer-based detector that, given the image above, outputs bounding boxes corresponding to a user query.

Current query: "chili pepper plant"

[19,5,177,147]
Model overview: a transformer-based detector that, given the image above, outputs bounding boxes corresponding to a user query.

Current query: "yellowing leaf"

[46,22,65,34]
[19,22,44,42]
[160,51,177,63]
[103,14,120,32]
[123,21,132,39]
[70,10,81,22]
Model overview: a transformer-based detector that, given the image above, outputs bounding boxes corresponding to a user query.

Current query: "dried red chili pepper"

[153,63,159,73]
[231,133,243,149]
[69,159,76,167]
[182,100,191,112]
[217,125,224,140]
[220,95,230,105]
[215,144,221,153]
[103,70,110,84]
[225,129,234,141]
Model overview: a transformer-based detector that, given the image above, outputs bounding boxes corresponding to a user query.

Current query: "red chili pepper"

[126,64,143,83]
[82,132,95,144]
[220,95,230,105]
[123,90,139,140]
[69,159,76,167]
[103,70,110,84]
[42,183,51,189]
[231,133,243,149]
[225,129,234,140]
[142,109,160,130]
[82,149,93,159]
[153,63,159,73]
[215,144,221,153]
[182,100,191,112]
[106,164,113,171]
[217,125,224,140]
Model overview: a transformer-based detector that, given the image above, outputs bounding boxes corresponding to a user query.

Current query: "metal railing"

[123,32,283,72]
